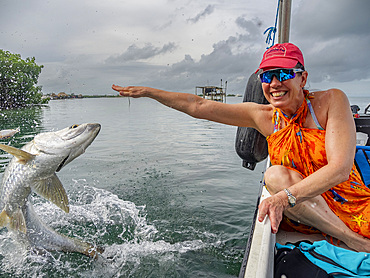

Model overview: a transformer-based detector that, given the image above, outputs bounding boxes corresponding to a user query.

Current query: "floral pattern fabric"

[267,96,370,237]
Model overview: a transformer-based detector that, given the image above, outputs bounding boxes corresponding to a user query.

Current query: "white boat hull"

[239,163,353,278]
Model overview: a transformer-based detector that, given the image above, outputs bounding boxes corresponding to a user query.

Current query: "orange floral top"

[267,94,370,237]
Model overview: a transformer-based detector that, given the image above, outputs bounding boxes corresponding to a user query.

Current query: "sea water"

[0,94,368,277]
[0,97,264,277]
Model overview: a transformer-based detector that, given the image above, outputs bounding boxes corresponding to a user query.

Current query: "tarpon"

[0,127,20,139]
[0,123,103,258]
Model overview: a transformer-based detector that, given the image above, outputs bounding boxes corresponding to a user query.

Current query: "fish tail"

[81,244,105,259]
[25,202,103,258]
[70,237,104,259]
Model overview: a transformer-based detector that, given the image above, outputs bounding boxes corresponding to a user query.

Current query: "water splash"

[0,180,208,277]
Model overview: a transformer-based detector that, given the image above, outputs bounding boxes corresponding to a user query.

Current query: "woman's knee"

[264,165,302,194]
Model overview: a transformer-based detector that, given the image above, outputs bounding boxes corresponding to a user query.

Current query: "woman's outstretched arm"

[112,85,272,133]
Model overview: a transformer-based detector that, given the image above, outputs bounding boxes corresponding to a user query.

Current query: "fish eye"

[70,124,79,129]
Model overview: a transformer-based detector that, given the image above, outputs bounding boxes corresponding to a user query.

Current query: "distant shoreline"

[83,95,121,98]
[49,94,240,100]
[48,94,121,100]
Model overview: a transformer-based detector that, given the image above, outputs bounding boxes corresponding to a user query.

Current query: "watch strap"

[283,188,296,207]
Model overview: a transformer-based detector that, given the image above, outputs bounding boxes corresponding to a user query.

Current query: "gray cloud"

[293,0,370,39]
[236,16,263,30]
[106,42,177,63]
[2,0,370,97]
[187,5,215,23]
[87,18,265,95]
[145,19,266,93]
[291,0,370,85]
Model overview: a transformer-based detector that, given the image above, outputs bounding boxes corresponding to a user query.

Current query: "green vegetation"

[0,49,45,109]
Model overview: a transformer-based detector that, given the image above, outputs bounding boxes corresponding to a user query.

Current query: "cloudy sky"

[1,0,369,98]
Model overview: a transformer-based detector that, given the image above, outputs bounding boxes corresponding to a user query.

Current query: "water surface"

[1,95,367,277]
[0,97,264,277]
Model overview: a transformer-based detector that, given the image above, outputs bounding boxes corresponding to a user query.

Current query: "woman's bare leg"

[265,165,370,252]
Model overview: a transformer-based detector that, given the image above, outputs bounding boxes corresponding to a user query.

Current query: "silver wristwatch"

[283,188,296,207]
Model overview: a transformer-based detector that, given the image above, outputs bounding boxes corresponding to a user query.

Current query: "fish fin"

[0,143,35,164]
[0,209,10,228]
[32,174,70,213]
[9,208,27,234]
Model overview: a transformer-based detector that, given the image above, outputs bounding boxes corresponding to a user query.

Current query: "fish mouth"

[33,123,101,172]
[55,124,101,172]
[56,155,70,172]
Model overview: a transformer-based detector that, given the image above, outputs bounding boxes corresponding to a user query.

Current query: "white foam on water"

[0,179,212,277]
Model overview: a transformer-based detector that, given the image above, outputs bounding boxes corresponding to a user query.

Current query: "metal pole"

[278,0,283,43]
[278,0,292,43]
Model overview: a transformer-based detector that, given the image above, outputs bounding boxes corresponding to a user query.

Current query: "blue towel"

[276,241,370,277]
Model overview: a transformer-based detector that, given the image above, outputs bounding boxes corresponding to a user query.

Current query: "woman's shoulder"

[308,88,348,107]
[309,88,346,99]
[307,89,350,129]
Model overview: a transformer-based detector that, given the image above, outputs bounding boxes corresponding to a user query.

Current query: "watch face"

[288,195,296,206]
[284,189,296,207]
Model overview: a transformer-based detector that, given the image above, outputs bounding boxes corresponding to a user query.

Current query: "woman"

[113,43,370,252]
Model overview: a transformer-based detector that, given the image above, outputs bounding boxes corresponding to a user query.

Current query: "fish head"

[32,123,101,172]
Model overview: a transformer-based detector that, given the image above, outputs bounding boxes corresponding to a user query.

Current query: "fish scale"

[1,162,32,211]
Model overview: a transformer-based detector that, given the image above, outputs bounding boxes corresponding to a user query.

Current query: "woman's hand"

[257,191,288,234]
[112,85,149,98]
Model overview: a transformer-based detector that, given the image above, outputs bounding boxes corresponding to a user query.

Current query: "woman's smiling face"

[262,69,308,117]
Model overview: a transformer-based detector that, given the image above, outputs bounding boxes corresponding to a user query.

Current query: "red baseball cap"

[259,43,304,70]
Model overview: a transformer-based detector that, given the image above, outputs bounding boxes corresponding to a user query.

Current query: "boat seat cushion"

[354,146,370,187]
[276,241,370,277]
[275,241,329,278]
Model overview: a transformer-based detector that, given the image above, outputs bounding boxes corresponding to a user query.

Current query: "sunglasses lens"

[280,70,294,81]
[260,71,272,83]
[260,69,295,83]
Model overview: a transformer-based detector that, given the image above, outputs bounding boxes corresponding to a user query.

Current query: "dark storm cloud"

[294,0,370,39]
[292,0,370,84]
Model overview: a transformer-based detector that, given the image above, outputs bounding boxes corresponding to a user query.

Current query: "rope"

[264,0,281,49]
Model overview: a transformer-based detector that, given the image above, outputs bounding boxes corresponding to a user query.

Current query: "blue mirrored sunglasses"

[259,68,304,83]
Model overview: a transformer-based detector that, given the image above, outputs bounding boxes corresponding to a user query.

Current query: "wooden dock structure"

[195,80,227,102]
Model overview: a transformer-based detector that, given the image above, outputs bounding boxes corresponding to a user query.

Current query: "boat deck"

[240,186,352,278]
